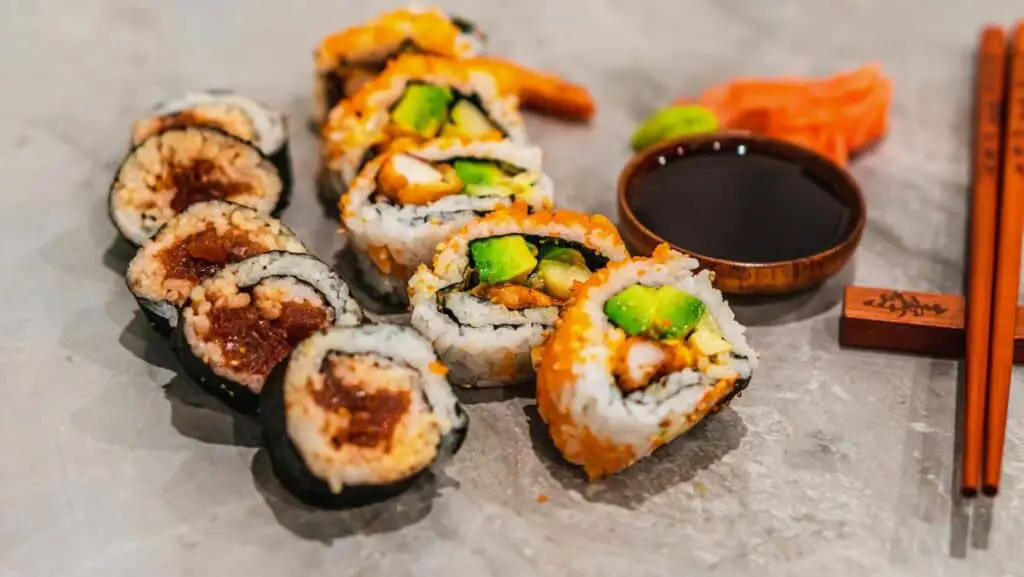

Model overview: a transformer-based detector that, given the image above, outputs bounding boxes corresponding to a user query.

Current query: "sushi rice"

[534,244,759,480]
[109,126,284,245]
[172,252,363,413]
[319,54,527,206]
[259,324,468,508]
[311,6,486,129]
[341,137,554,304]
[125,200,307,335]
[408,204,629,387]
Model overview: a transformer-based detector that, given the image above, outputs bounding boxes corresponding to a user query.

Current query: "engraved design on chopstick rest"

[863,291,949,318]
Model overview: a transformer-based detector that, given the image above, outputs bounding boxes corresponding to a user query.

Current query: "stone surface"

[2,0,1023,575]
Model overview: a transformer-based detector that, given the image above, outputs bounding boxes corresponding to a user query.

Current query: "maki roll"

[319,53,527,208]
[125,200,307,336]
[312,7,486,129]
[109,126,285,245]
[408,204,630,387]
[341,137,555,305]
[534,245,759,480]
[171,252,364,413]
[130,89,293,195]
[260,324,468,508]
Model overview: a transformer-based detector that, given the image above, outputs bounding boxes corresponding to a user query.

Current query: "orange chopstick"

[984,22,1024,496]
[962,26,1008,497]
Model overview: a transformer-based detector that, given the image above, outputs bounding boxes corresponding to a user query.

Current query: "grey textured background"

[2,0,1024,575]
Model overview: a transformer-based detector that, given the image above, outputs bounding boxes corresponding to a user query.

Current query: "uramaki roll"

[311,7,485,129]
[408,204,629,387]
[260,324,468,509]
[171,252,364,414]
[125,200,307,336]
[109,126,285,245]
[130,89,293,197]
[319,54,527,209]
[341,137,554,305]
[535,245,759,480]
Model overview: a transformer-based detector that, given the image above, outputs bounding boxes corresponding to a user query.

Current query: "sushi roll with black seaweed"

[131,89,293,195]
[341,137,554,305]
[535,245,759,480]
[171,252,364,414]
[319,53,527,209]
[109,126,285,245]
[260,324,468,509]
[408,204,630,387]
[312,7,486,129]
[125,200,307,336]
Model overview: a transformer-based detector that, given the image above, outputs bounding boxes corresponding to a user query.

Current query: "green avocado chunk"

[392,84,454,137]
[604,284,708,339]
[470,235,538,284]
[454,159,536,197]
[443,99,497,138]
[540,246,586,267]
[453,159,511,197]
[604,285,658,336]
[538,259,591,299]
[650,286,706,339]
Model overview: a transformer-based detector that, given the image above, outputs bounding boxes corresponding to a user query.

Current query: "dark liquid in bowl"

[628,145,854,263]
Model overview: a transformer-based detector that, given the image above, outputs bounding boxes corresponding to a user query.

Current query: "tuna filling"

[311,353,415,450]
[158,227,264,284]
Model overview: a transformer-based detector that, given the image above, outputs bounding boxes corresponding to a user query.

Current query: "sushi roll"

[534,245,759,480]
[341,137,555,305]
[125,200,307,336]
[171,252,364,414]
[130,89,293,196]
[260,324,468,508]
[311,7,486,129]
[408,204,630,387]
[319,53,527,209]
[109,126,285,245]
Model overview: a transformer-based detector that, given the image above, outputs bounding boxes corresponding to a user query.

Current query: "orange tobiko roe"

[534,244,743,480]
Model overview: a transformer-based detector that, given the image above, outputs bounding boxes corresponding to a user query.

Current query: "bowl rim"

[616,130,867,270]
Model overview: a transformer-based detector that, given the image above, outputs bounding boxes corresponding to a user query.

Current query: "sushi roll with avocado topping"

[311,7,486,129]
[171,252,364,414]
[125,200,307,336]
[130,89,293,196]
[408,204,630,387]
[109,126,285,245]
[259,324,468,509]
[319,53,527,209]
[341,137,554,305]
[534,245,759,480]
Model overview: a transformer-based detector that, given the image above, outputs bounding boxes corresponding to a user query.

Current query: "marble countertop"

[3,0,1023,575]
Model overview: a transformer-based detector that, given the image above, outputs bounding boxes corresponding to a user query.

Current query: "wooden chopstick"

[961,25,1008,497]
[983,22,1024,496]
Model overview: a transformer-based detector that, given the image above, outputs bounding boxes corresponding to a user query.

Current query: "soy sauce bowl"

[616,131,866,295]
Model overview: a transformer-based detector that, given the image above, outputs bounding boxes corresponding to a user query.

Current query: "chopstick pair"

[961,22,1024,498]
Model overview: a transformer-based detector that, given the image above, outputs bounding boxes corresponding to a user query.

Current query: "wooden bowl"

[616,131,866,295]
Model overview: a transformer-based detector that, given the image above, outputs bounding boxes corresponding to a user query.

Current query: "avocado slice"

[649,286,706,339]
[538,259,591,299]
[392,84,454,138]
[456,159,528,198]
[452,159,511,197]
[442,99,497,138]
[540,246,586,267]
[604,285,658,336]
[470,235,538,284]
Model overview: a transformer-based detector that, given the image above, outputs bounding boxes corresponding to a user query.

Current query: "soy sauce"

[628,144,853,263]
